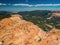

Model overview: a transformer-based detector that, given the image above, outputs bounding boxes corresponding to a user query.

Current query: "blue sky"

[0,0,60,12]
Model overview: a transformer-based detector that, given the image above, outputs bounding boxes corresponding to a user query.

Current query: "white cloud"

[12,4,60,7]
[0,3,6,6]
[35,4,60,6]
[12,4,33,7]
[0,3,60,7]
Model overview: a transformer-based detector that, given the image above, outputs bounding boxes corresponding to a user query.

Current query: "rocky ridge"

[0,14,60,45]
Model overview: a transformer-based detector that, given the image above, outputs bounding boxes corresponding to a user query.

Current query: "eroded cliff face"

[0,14,60,45]
[0,14,46,45]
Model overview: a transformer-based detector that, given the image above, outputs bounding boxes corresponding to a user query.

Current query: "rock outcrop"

[0,14,46,45]
[40,28,60,45]
[0,14,60,45]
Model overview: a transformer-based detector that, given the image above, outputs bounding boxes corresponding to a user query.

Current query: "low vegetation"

[0,10,60,32]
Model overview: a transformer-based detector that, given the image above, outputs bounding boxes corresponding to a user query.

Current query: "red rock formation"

[0,14,46,45]
[0,14,60,45]
[40,28,60,45]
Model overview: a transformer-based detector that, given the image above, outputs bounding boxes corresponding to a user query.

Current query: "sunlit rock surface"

[0,14,60,45]
[40,28,60,45]
[0,14,46,45]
